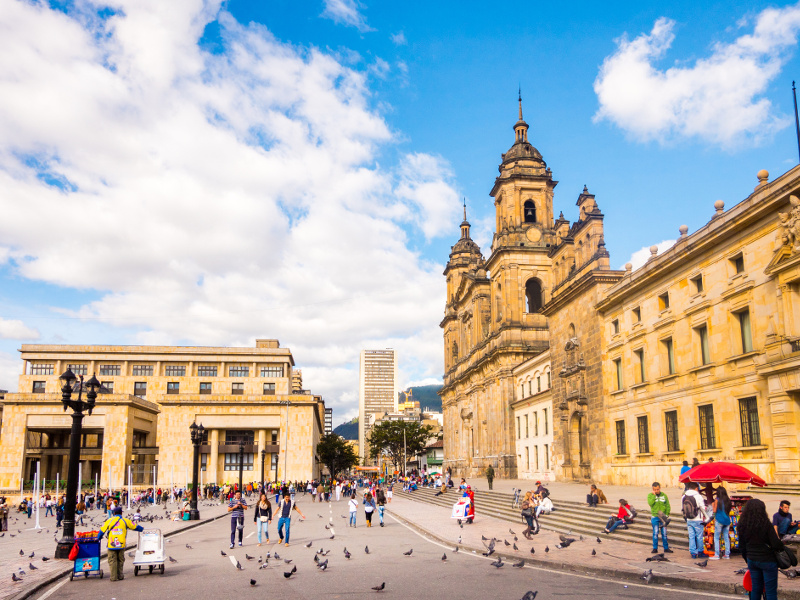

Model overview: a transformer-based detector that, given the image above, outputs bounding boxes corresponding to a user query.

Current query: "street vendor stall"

[679,462,767,556]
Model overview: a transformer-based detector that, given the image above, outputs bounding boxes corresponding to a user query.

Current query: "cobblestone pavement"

[1,498,229,600]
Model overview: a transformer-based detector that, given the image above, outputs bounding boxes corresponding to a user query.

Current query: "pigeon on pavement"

[169,556,178,563]
[317,559,328,571]
[29,563,37,570]
[403,549,413,556]
[305,541,313,548]
[490,557,504,568]
[246,554,255,560]
[520,592,538,600]
[509,529,515,535]
[250,579,256,586]
[545,546,549,553]
[530,547,535,555]
[591,549,596,556]
[780,569,799,579]
[221,551,227,556]
[512,560,524,568]
[696,559,708,568]
[441,553,447,561]
[12,574,21,582]
[365,546,370,554]
[641,569,653,584]
[371,582,385,591]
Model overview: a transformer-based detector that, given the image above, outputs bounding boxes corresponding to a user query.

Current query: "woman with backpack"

[521,491,539,539]
[603,499,636,534]
[739,498,788,600]
[376,487,387,527]
[363,491,376,527]
[710,486,732,560]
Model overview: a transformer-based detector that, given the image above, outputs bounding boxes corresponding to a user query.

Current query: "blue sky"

[1,0,800,424]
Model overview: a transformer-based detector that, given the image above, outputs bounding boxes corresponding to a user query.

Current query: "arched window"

[525,278,543,313]
[523,200,536,223]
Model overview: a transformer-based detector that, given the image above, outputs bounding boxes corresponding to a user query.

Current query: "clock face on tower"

[526,227,542,243]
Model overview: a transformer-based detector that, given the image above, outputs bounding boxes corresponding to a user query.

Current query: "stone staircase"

[396,486,690,550]
[745,483,800,497]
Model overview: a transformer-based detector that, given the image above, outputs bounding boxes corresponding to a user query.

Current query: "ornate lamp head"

[85,374,101,415]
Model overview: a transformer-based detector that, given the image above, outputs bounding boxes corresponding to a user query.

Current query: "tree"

[367,420,435,473]
[316,433,359,478]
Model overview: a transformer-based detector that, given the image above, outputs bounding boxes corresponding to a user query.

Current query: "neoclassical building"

[0,340,326,492]
[442,99,800,485]
[512,351,553,481]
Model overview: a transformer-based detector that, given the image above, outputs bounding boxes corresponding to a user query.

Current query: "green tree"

[367,420,435,472]
[316,433,359,478]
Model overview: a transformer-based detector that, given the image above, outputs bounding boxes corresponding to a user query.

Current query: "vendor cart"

[133,528,166,576]
[70,531,103,581]
[451,497,470,524]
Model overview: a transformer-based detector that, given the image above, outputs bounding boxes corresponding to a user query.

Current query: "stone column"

[768,392,800,482]
[209,429,219,486]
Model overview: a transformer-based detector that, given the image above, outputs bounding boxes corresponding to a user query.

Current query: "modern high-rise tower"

[358,349,398,463]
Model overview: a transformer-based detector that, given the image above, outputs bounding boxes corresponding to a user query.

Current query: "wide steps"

[745,484,800,496]
[397,488,690,549]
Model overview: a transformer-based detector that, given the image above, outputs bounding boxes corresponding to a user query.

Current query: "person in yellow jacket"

[98,506,143,581]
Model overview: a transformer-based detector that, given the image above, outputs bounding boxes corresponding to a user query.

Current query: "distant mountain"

[400,383,442,413]
[333,417,358,440]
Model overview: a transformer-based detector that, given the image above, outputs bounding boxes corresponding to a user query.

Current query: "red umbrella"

[679,461,766,487]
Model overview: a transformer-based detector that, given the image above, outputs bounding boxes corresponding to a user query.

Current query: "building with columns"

[441,97,800,486]
[0,339,325,492]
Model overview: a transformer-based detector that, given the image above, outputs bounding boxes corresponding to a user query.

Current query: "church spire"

[460,198,471,239]
[463,197,468,222]
[514,88,528,144]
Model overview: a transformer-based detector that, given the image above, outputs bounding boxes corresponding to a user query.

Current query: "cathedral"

[441,98,800,486]
[440,97,622,479]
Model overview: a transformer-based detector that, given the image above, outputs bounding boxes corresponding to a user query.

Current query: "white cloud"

[0,350,20,392]
[391,31,407,46]
[0,318,40,341]
[594,4,800,145]
[623,239,677,271]
[320,0,374,33]
[0,1,451,419]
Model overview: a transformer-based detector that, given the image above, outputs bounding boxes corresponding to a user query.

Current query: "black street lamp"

[238,440,245,494]
[260,449,266,490]
[54,369,100,559]
[188,422,204,521]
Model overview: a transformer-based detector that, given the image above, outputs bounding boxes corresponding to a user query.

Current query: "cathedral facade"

[442,100,800,486]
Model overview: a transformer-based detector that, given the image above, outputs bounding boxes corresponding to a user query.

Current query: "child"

[348,495,358,527]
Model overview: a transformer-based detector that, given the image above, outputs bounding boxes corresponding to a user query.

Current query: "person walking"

[376,487,386,527]
[276,492,306,546]
[254,493,272,546]
[98,506,144,582]
[739,498,787,600]
[348,494,358,527]
[521,491,539,539]
[647,482,672,554]
[710,486,732,560]
[363,491,376,527]
[681,482,707,558]
[227,490,249,549]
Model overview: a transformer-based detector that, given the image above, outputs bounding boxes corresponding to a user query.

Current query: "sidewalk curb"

[10,509,230,600]
[387,509,800,600]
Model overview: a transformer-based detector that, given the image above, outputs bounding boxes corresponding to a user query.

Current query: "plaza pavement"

[2,498,229,600]
[387,488,800,599]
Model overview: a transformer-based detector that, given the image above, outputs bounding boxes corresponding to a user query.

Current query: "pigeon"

[403,549,413,556]
[641,569,653,584]
[317,559,328,571]
[512,560,525,568]
[591,549,596,556]
[246,554,255,561]
[530,547,535,555]
[481,535,489,541]
[733,568,748,575]
[545,546,549,553]
[284,571,294,579]
[646,553,669,563]
[169,556,178,563]
[258,556,263,563]
[19,550,24,556]
[453,547,459,553]
[41,557,49,562]
[221,550,227,556]
[9,534,14,538]
[365,546,370,554]
[514,536,518,542]
[128,551,136,558]
[29,563,37,571]
[236,561,243,571]
[490,557,504,568]
[596,537,601,544]
[186,544,193,549]
[482,549,495,557]
[318,514,323,518]
[259,563,269,570]
[780,569,799,579]
[274,552,281,560]
[29,552,34,558]
[305,541,313,548]
[0,533,3,537]
[371,582,385,592]
[18,570,25,576]
[250,579,257,586]
[513,543,519,551]
[291,565,297,573]
[504,540,511,546]
[695,559,708,568]
[12,573,21,582]
[509,529,516,535]
[520,592,538,600]
[344,550,351,559]
[284,559,293,564]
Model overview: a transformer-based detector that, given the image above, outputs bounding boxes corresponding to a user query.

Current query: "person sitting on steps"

[603,498,636,534]
[586,484,608,507]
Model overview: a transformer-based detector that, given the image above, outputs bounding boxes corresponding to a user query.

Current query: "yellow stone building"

[442,98,800,485]
[512,351,554,481]
[0,339,326,492]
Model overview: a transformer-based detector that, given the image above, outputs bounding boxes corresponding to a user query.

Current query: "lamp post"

[260,449,266,490]
[279,400,291,482]
[188,422,204,521]
[238,440,245,494]
[54,369,100,559]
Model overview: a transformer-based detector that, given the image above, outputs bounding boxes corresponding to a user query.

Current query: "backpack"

[540,487,550,499]
[682,494,699,520]
[628,506,638,521]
